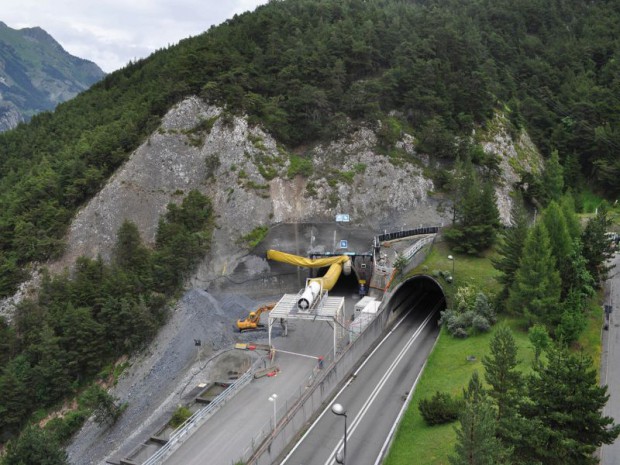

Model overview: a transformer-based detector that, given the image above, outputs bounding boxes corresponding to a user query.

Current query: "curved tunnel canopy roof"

[387,274,447,313]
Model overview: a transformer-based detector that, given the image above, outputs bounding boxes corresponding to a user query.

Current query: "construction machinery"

[236,303,275,331]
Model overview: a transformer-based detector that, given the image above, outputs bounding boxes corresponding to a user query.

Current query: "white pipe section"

[298,281,321,311]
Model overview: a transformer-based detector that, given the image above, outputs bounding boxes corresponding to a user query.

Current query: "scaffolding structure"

[268,291,346,359]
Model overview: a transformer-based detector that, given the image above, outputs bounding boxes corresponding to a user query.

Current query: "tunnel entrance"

[386,275,447,317]
[313,265,362,297]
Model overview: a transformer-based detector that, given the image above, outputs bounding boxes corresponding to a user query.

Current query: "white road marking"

[279,295,424,465]
[324,307,437,465]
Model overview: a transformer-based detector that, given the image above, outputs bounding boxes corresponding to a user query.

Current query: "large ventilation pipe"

[267,249,351,311]
[297,281,321,311]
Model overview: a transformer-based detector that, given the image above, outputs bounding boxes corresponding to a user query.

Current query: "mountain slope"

[0,0,618,296]
[0,21,105,131]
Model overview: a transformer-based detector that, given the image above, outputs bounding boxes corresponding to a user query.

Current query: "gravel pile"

[66,289,268,465]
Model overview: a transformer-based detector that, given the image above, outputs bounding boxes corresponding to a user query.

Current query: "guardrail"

[376,226,440,243]
[401,234,435,261]
[142,358,261,465]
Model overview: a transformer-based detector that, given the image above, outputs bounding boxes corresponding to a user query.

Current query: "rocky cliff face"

[49,97,448,276]
[480,113,543,224]
[0,22,105,131]
[1,96,543,318]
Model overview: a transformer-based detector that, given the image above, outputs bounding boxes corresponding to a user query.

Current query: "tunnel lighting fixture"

[448,254,455,275]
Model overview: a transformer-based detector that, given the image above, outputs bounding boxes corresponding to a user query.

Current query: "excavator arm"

[236,303,275,331]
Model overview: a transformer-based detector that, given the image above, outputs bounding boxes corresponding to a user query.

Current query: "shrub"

[169,405,192,428]
[440,288,495,337]
[418,391,463,426]
[240,225,269,249]
[287,154,313,178]
[472,314,491,332]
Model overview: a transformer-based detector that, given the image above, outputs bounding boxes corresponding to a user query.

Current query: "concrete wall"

[206,222,377,297]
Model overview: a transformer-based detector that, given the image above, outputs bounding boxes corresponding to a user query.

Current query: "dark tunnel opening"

[386,275,447,318]
[314,265,361,296]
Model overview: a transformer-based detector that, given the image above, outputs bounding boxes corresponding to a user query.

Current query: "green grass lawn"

[384,318,535,465]
[411,240,502,305]
[385,238,604,465]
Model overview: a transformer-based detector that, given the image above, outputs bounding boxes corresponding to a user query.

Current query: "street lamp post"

[268,394,278,432]
[448,254,455,275]
[331,403,347,464]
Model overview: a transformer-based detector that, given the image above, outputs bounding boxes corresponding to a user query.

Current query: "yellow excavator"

[236,303,275,331]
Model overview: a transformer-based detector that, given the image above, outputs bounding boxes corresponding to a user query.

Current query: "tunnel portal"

[386,275,447,317]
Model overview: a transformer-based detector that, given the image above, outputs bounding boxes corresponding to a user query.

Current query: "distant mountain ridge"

[0,21,105,131]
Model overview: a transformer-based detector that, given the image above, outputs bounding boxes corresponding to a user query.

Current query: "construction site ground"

[66,286,362,465]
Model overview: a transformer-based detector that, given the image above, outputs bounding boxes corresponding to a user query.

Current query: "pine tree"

[482,326,523,426]
[507,222,562,325]
[0,356,33,434]
[492,194,529,300]
[516,346,620,465]
[542,149,564,204]
[581,202,615,286]
[3,425,68,465]
[446,166,500,254]
[542,201,575,296]
[113,220,152,278]
[450,371,504,465]
[560,195,582,242]
[528,324,550,364]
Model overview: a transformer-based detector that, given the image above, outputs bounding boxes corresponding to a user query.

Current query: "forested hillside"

[1,0,619,299]
[0,22,105,131]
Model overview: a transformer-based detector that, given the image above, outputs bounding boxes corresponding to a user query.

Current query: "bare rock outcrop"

[2,98,541,318]
[481,114,543,224]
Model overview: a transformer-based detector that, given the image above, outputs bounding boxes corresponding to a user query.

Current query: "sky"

[2,0,269,73]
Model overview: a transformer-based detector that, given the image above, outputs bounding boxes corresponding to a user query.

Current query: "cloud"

[1,0,268,72]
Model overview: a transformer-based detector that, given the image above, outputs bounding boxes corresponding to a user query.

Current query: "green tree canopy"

[507,222,562,326]
[492,193,529,300]
[516,346,620,465]
[450,371,505,465]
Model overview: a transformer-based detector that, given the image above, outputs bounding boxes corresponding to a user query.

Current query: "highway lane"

[601,252,620,465]
[280,293,441,465]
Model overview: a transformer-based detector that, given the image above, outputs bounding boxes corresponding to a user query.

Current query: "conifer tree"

[560,195,582,241]
[582,202,615,286]
[2,425,68,465]
[507,223,562,325]
[492,194,529,299]
[113,220,151,275]
[516,346,620,465]
[542,149,564,204]
[482,326,523,426]
[446,162,500,254]
[450,371,504,465]
[542,201,574,296]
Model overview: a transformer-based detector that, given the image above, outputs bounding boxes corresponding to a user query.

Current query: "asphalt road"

[280,294,440,465]
[601,252,620,465]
